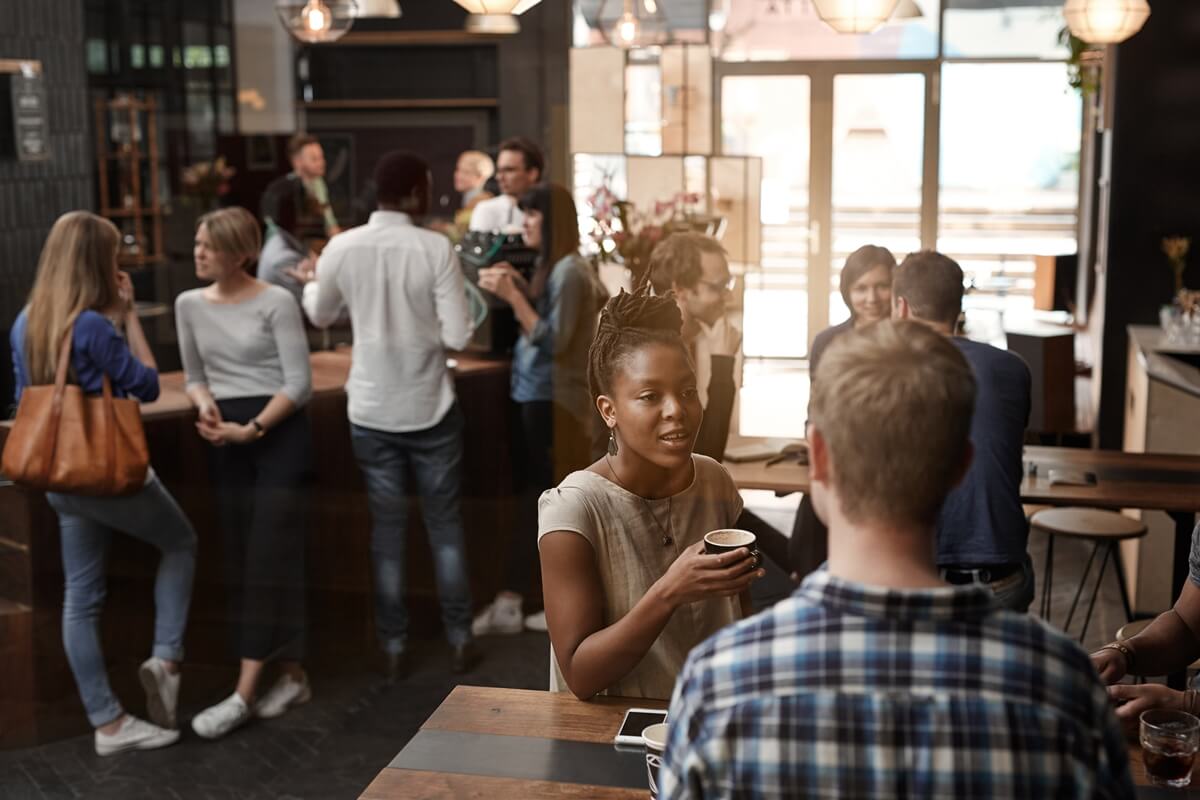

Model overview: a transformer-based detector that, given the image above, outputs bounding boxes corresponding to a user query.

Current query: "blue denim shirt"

[10,308,159,407]
[510,255,603,423]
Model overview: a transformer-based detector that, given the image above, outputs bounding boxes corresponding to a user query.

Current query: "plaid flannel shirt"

[660,570,1134,799]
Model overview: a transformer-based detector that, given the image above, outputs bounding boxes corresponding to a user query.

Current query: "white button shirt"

[467,194,525,233]
[302,211,471,433]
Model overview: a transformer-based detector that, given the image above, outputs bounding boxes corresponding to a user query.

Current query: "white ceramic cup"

[642,722,669,799]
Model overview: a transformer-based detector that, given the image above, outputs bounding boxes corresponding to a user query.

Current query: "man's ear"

[808,424,831,484]
[892,295,910,320]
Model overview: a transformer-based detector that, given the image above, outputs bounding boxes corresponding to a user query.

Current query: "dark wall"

[498,1,572,183]
[0,0,92,413]
[1097,5,1200,447]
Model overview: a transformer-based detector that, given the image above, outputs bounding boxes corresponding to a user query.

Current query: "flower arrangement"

[179,157,236,206]
[1163,235,1191,297]
[585,179,715,285]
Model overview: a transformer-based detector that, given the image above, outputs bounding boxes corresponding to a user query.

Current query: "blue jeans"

[46,473,197,728]
[940,554,1036,613]
[350,405,473,653]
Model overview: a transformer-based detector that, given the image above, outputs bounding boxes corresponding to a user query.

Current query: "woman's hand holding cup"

[656,539,763,609]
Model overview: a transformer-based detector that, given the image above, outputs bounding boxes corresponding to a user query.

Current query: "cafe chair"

[1033,507,1147,643]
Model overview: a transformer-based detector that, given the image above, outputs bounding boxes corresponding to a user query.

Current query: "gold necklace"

[605,454,674,547]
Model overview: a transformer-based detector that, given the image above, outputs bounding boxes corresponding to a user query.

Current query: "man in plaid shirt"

[659,321,1133,799]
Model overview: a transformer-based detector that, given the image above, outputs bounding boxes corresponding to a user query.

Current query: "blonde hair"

[24,211,121,385]
[197,207,261,272]
[809,320,976,527]
[458,150,495,181]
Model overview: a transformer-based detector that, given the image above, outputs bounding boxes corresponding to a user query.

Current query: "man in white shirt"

[298,151,480,679]
[467,137,543,234]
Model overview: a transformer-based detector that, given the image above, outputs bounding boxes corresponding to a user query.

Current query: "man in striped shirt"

[659,321,1133,799]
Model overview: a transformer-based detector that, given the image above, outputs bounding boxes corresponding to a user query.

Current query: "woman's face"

[602,342,703,472]
[522,208,544,251]
[848,264,892,325]
[193,223,240,282]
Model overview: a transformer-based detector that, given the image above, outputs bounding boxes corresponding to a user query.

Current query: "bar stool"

[1033,507,1147,642]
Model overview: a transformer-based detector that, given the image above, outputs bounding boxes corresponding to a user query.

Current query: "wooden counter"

[0,349,513,747]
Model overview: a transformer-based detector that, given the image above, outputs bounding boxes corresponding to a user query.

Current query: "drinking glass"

[1141,709,1200,788]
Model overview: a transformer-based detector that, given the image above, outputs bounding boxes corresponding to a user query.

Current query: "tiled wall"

[0,0,92,411]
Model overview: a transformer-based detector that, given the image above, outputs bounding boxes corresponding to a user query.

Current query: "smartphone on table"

[613,707,668,747]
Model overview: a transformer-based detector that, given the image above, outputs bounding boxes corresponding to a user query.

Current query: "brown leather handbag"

[1,321,149,495]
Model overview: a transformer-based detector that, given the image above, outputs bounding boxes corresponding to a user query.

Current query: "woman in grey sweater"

[174,207,314,740]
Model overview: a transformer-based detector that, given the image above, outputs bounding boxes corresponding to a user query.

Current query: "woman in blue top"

[9,211,197,756]
[474,183,608,635]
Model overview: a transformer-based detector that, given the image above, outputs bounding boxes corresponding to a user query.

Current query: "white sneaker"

[191,692,251,740]
[253,673,312,719]
[524,610,548,632]
[471,596,523,636]
[94,715,179,757]
[138,657,180,729]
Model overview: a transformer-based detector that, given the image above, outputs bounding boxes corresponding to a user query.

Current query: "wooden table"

[361,686,1189,798]
[726,444,1200,597]
[360,686,663,798]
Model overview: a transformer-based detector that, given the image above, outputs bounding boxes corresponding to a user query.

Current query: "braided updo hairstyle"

[587,284,694,400]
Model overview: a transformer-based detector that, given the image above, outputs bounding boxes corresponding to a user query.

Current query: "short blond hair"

[458,150,494,181]
[810,320,976,527]
[197,207,261,272]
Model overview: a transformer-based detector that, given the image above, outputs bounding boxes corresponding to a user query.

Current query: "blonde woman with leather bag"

[7,211,197,756]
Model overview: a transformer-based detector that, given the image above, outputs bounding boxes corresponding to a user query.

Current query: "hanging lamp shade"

[452,1,545,34]
[595,0,671,48]
[276,0,359,43]
[1063,0,1150,44]
[811,0,902,33]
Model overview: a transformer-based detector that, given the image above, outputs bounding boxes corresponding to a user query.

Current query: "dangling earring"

[607,428,619,456]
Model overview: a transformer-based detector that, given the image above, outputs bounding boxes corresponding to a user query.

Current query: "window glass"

[943,1,1068,59]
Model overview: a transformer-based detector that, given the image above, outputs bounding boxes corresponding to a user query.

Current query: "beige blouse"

[537,454,744,700]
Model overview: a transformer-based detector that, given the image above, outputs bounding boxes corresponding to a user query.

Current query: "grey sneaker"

[94,715,179,757]
[138,657,180,729]
[471,596,523,636]
[253,673,312,719]
[191,692,251,740]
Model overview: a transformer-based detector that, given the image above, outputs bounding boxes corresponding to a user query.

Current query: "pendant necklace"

[605,454,674,547]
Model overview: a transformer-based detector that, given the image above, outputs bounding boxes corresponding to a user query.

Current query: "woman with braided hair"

[537,287,765,700]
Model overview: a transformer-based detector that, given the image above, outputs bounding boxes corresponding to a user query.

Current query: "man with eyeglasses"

[468,137,544,234]
[647,232,741,458]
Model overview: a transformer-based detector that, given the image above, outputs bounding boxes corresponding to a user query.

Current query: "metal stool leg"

[1064,541,1102,634]
[1040,532,1056,622]
[1078,543,1115,643]
[1111,543,1135,623]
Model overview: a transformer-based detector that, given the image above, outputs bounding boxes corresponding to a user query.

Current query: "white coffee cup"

[642,722,669,799]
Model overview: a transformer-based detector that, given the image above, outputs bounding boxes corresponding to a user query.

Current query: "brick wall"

[0,0,91,411]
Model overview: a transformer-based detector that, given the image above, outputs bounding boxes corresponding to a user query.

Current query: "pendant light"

[596,0,670,49]
[276,0,359,43]
[451,1,545,34]
[1063,0,1150,45]
[811,0,901,34]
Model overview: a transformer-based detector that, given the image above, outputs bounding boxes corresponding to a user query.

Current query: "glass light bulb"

[616,12,639,44]
[302,0,331,32]
[643,0,658,12]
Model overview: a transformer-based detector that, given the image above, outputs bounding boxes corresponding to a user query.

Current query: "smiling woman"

[536,286,765,701]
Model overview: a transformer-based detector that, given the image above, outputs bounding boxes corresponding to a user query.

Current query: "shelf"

[301,98,498,110]
[117,254,166,268]
[101,206,165,218]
